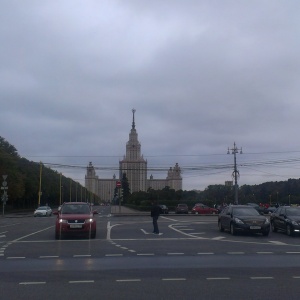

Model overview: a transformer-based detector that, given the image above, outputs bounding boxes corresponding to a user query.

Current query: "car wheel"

[91,231,96,239]
[230,223,237,235]
[55,232,61,240]
[218,221,224,232]
[286,225,294,236]
[271,222,277,232]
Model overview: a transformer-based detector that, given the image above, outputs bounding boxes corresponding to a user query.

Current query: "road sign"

[116,181,121,188]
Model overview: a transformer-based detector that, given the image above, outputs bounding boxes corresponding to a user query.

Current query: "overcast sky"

[1,0,300,192]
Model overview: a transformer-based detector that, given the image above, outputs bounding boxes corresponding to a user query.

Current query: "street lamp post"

[227,142,242,204]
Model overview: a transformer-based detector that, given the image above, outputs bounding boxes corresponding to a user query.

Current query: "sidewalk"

[110,205,149,216]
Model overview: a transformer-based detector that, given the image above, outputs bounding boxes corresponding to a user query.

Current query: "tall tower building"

[85,109,182,202]
[119,109,147,193]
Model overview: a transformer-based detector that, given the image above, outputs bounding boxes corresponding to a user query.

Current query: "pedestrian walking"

[151,200,161,234]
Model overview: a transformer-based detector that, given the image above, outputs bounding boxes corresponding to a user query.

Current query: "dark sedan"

[218,205,270,236]
[270,206,300,236]
[175,204,189,214]
[159,205,169,214]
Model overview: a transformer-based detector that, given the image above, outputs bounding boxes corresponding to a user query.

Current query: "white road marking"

[167,253,184,255]
[19,282,46,285]
[39,256,59,258]
[198,252,214,255]
[105,254,123,257]
[162,278,186,281]
[161,216,178,221]
[7,257,25,259]
[207,277,230,280]
[137,253,154,256]
[141,229,152,235]
[116,279,141,282]
[250,277,273,280]
[107,221,120,240]
[269,241,287,245]
[212,236,226,240]
[73,254,91,257]
[69,280,94,284]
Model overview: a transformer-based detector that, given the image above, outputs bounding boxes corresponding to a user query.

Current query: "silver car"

[34,206,52,217]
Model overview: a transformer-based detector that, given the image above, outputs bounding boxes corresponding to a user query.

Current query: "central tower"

[119,109,147,193]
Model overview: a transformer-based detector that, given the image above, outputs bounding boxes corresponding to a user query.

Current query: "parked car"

[191,203,218,214]
[270,206,300,236]
[218,205,270,236]
[34,206,52,217]
[175,204,189,214]
[247,203,265,214]
[159,205,169,214]
[265,206,277,214]
[54,202,98,239]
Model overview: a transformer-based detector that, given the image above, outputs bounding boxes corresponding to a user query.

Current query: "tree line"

[0,136,98,210]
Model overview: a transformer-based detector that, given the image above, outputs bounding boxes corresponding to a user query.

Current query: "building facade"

[85,109,182,201]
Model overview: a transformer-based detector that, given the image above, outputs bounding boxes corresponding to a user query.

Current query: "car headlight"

[233,217,244,224]
[85,218,94,223]
[291,220,298,226]
[59,219,68,223]
[265,218,270,224]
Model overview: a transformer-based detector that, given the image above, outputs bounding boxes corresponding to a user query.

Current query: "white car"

[34,206,52,217]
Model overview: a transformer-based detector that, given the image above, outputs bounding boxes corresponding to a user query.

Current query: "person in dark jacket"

[151,200,161,234]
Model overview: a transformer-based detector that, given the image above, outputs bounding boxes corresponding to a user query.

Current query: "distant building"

[85,109,182,201]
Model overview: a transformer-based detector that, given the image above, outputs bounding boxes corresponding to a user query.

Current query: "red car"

[191,203,218,215]
[54,202,98,239]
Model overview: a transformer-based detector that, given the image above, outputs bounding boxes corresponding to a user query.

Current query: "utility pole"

[38,162,42,207]
[59,173,62,206]
[2,175,8,216]
[227,142,242,204]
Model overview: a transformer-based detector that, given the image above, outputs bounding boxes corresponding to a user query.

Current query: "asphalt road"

[1,206,300,300]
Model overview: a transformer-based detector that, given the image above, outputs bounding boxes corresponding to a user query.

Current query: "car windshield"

[37,206,47,210]
[61,204,91,214]
[232,207,260,216]
[285,208,300,216]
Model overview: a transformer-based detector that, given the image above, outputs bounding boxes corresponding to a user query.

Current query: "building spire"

[132,108,136,129]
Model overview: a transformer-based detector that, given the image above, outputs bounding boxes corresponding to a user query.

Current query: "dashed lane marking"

[19,282,46,285]
[73,255,91,258]
[116,279,141,282]
[69,280,94,284]
[250,277,274,280]
[39,256,59,258]
[162,278,186,281]
[207,277,230,280]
